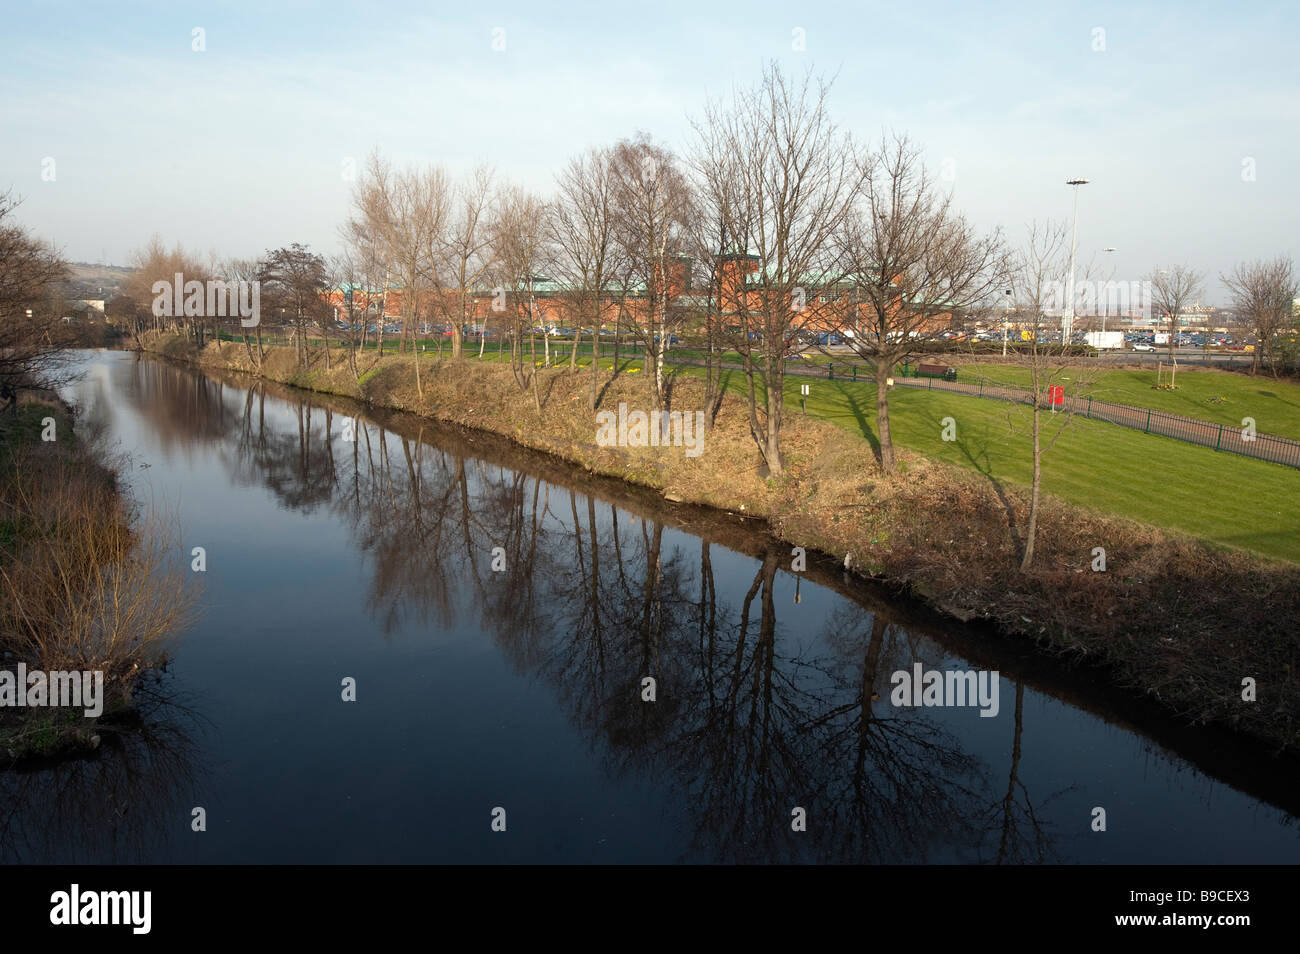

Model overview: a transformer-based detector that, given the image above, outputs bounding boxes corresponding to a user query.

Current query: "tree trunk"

[612,314,622,378]
[529,331,542,413]
[1020,403,1042,572]
[510,328,523,389]
[414,324,423,400]
[654,334,667,409]
[704,316,718,431]
[875,358,896,473]
[765,406,783,477]
[588,322,600,411]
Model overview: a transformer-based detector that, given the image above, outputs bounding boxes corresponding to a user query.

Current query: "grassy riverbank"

[230,335,1299,559]
[145,334,1300,753]
[0,393,196,761]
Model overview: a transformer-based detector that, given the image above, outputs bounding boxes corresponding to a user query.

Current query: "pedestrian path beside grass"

[712,369,1300,564]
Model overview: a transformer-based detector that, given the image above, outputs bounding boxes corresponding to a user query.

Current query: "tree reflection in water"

[0,683,208,864]
[108,356,1073,863]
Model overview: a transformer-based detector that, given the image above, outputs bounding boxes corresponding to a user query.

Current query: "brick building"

[323,251,951,340]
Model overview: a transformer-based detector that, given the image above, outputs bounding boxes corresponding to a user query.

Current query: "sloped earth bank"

[142,334,1300,753]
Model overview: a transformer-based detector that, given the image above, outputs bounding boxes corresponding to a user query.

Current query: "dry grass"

[0,403,201,759]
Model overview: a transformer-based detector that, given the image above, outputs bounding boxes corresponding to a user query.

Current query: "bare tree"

[610,135,695,410]
[339,210,389,361]
[255,244,329,368]
[328,251,371,382]
[1008,221,1100,572]
[405,164,451,392]
[492,185,550,412]
[835,133,1005,474]
[691,64,861,476]
[1147,264,1204,388]
[347,152,401,359]
[688,151,746,431]
[122,235,210,342]
[0,191,69,397]
[435,165,496,361]
[1222,256,1298,377]
[351,152,451,396]
[549,146,622,409]
[223,256,262,366]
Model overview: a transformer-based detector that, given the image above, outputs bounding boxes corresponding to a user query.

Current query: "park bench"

[914,363,958,382]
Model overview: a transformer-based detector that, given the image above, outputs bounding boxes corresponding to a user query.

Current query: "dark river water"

[7,350,1298,864]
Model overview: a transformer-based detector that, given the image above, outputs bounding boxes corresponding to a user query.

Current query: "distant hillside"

[62,262,135,300]
[68,262,134,280]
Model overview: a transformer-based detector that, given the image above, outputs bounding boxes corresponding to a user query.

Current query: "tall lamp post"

[1101,247,1116,334]
[1003,288,1011,356]
[1064,178,1089,342]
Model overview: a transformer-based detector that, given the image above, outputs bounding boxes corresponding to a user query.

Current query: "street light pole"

[1064,179,1089,342]
[1003,288,1011,356]
[1101,247,1116,335]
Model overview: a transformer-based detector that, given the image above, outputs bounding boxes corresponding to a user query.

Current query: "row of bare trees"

[121,237,333,370]
[109,64,1045,496]
[113,62,1094,573]
[104,62,1297,576]
[1134,259,1297,386]
[120,237,219,345]
[325,66,1013,483]
[337,137,700,412]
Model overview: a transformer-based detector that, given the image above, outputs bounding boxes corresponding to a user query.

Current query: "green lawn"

[957,364,1300,441]
[540,345,1300,444]
[705,368,1300,564]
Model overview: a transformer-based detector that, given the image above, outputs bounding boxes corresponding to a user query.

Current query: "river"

[5,350,1296,864]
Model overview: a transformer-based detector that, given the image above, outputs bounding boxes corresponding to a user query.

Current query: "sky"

[2,0,1297,303]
